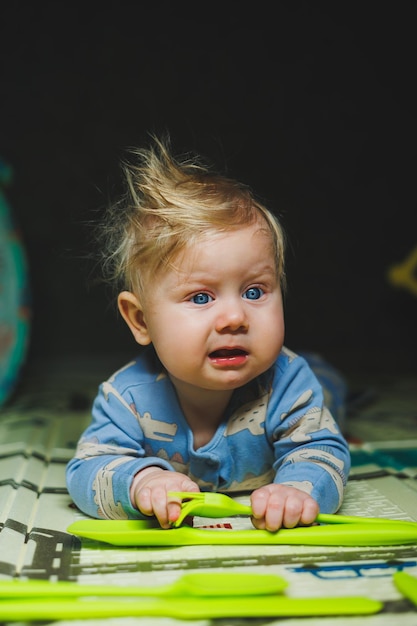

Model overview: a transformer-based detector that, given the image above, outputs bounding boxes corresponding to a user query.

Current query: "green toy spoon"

[0,572,287,599]
[169,491,417,527]
[67,519,417,546]
[0,595,382,621]
[393,571,417,607]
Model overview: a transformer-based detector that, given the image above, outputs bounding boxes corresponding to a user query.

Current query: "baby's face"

[141,220,285,397]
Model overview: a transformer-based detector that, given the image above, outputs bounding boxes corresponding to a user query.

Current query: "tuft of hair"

[100,134,286,298]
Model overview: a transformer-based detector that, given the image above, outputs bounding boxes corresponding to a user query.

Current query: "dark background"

[1,2,417,378]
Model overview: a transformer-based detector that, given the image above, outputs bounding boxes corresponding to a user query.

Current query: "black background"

[1,2,417,377]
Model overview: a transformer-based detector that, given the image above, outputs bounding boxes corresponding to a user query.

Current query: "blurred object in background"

[0,158,30,406]
[387,246,417,298]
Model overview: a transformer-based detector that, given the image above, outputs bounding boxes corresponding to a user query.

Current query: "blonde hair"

[101,135,286,298]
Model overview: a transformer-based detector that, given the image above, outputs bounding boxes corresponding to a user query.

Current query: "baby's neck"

[173,383,234,450]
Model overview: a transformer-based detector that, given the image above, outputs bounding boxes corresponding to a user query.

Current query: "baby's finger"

[179,478,200,493]
[250,489,269,520]
[300,498,320,526]
[167,479,199,524]
[281,497,303,529]
[263,493,285,531]
[166,493,183,525]
[150,486,171,528]
[136,486,153,516]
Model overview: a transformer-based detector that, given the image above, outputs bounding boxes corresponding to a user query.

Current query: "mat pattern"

[0,362,416,624]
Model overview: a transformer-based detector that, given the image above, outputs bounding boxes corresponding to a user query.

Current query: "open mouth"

[208,349,249,366]
[209,348,248,358]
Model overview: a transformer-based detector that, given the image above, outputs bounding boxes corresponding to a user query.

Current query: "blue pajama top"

[66,346,350,520]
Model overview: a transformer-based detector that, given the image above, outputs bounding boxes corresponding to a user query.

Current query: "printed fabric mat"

[0,357,416,625]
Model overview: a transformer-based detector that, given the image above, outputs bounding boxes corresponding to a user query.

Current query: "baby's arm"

[261,352,351,530]
[66,378,189,520]
[250,483,319,531]
[130,467,199,528]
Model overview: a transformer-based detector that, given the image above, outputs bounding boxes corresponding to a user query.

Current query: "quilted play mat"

[0,359,416,624]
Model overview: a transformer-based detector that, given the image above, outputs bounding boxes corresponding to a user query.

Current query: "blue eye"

[243,287,264,300]
[191,293,213,305]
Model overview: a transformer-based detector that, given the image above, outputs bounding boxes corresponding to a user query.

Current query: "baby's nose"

[215,299,248,332]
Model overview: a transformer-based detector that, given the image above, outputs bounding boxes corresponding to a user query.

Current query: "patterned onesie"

[66,345,350,519]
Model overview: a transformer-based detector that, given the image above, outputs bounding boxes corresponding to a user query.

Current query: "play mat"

[0,356,416,625]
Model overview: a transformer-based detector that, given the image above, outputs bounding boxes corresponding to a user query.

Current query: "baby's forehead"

[170,224,277,272]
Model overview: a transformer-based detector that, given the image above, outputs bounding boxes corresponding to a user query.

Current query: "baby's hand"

[130,467,199,529]
[250,484,319,532]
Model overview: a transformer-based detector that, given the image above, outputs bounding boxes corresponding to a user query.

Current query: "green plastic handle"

[0,571,287,599]
[67,519,417,546]
[393,571,417,606]
[0,595,382,620]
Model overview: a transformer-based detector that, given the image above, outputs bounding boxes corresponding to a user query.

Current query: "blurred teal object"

[0,158,30,406]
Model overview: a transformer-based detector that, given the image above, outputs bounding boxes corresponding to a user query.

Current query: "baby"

[66,135,350,531]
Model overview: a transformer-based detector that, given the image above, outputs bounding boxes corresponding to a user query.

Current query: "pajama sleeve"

[266,351,351,513]
[66,379,175,520]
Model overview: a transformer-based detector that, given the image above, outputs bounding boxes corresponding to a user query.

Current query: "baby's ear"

[117,291,152,345]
